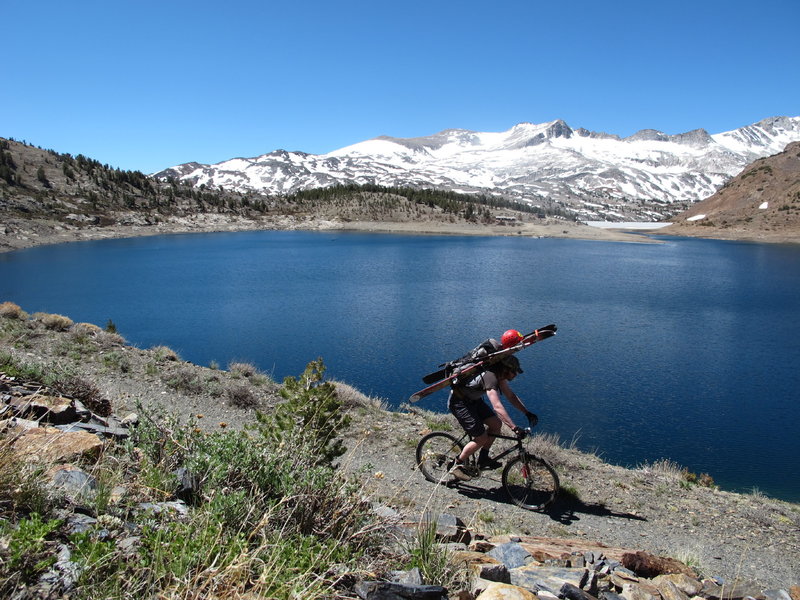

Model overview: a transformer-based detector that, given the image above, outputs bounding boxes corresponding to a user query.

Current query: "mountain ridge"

[155,116,800,222]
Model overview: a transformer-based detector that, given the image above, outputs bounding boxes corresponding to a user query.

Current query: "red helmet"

[501,329,523,348]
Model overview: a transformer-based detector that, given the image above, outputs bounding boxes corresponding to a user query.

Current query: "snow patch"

[687,214,706,222]
[584,221,672,230]
[759,201,769,209]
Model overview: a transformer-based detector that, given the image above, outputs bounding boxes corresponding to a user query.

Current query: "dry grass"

[151,345,181,362]
[228,361,259,378]
[33,312,74,331]
[333,380,388,412]
[225,384,258,409]
[639,458,685,480]
[0,301,27,320]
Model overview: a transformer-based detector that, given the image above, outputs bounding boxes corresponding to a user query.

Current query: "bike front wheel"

[502,453,559,510]
[415,431,464,484]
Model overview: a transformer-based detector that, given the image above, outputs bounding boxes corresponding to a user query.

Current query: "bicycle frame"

[452,429,530,466]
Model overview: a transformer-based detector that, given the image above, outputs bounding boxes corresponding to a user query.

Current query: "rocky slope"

[1,308,798,593]
[664,141,800,243]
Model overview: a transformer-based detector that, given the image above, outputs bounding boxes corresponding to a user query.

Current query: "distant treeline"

[286,183,575,220]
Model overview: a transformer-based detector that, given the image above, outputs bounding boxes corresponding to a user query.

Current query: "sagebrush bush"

[229,361,258,378]
[151,345,180,362]
[0,352,47,383]
[164,367,204,394]
[71,322,103,337]
[225,384,258,409]
[34,312,74,331]
[51,374,111,416]
[0,301,27,320]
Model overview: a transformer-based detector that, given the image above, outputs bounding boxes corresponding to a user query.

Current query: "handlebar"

[514,426,531,439]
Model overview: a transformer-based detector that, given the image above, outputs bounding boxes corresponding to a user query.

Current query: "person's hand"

[513,426,527,438]
[526,412,539,427]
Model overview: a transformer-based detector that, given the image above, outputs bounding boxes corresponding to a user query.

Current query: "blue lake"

[2,230,799,502]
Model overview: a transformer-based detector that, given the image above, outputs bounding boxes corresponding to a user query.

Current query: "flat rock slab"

[488,536,636,563]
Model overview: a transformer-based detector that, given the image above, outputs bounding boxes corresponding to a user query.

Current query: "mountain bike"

[415,427,559,511]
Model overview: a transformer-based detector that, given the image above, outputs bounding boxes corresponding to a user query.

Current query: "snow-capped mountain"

[154,116,800,221]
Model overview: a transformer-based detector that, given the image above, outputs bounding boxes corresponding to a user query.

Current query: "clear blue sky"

[3,0,798,174]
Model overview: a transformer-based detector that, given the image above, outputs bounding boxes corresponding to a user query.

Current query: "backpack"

[421,338,502,384]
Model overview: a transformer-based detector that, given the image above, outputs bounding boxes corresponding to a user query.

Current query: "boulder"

[651,574,703,597]
[354,580,448,600]
[476,581,538,599]
[488,536,634,564]
[47,465,97,502]
[699,579,765,600]
[487,542,534,570]
[8,394,82,424]
[450,550,510,584]
[8,426,103,463]
[510,564,588,595]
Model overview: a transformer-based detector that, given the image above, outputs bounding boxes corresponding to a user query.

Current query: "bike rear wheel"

[502,453,559,510]
[416,432,464,484]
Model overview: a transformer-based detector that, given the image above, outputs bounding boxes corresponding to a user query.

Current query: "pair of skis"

[409,324,557,403]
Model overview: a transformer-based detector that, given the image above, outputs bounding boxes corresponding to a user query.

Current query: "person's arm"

[485,388,517,430]
[498,379,538,426]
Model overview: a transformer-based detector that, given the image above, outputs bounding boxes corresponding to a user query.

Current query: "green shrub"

[0,513,62,594]
[0,352,47,382]
[102,351,131,373]
[270,358,350,467]
[405,519,468,589]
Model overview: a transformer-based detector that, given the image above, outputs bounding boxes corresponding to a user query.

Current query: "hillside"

[1,305,799,598]
[664,142,800,243]
[0,137,647,252]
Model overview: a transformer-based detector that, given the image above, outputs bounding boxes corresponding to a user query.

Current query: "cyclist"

[447,350,538,482]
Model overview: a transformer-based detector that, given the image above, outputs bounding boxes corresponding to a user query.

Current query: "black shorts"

[449,396,495,438]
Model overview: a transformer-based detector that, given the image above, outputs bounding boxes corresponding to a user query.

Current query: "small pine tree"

[268,359,349,467]
[36,166,50,187]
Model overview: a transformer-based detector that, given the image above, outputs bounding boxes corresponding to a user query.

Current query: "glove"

[513,426,527,438]
[526,412,539,427]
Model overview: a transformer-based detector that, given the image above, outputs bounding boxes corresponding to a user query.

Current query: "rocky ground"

[2,314,798,592]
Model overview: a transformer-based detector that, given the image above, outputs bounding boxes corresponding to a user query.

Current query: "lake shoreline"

[1,213,659,254]
[4,212,798,255]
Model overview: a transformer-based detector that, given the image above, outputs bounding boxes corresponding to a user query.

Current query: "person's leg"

[477,415,503,468]
[448,403,486,480]
[457,432,490,462]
